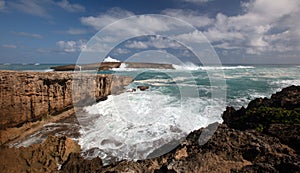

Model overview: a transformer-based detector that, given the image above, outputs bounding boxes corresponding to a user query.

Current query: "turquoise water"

[78,64,300,161]
[99,65,300,108]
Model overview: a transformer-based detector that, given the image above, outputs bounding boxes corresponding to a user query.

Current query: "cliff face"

[0,71,132,130]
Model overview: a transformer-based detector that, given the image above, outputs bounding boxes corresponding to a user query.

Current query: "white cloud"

[112,48,131,55]
[56,40,86,53]
[2,44,17,49]
[9,0,51,18]
[9,0,85,18]
[125,36,182,49]
[80,8,134,30]
[162,9,214,28]
[11,31,43,39]
[56,0,85,12]
[199,0,300,54]
[125,41,148,49]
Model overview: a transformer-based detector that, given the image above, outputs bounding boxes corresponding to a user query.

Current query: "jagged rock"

[222,85,300,153]
[60,153,102,173]
[0,136,80,173]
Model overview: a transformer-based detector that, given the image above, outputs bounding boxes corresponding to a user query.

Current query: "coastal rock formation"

[1,85,299,172]
[0,135,80,173]
[0,71,132,132]
[51,62,174,71]
[60,85,300,172]
[222,85,300,152]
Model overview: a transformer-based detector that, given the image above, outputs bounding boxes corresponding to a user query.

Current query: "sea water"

[78,64,300,162]
[4,64,300,163]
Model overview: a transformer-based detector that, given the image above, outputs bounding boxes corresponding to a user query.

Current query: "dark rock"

[137,86,150,91]
[60,153,102,173]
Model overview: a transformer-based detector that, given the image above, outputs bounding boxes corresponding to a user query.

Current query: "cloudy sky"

[0,0,299,64]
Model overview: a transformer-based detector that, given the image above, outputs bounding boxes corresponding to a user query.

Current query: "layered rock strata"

[0,70,132,131]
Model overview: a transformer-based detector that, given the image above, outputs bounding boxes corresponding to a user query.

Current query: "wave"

[172,64,255,71]
[79,91,224,162]
[103,56,120,62]
[270,79,300,88]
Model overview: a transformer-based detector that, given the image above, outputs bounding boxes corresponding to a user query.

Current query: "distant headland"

[51,62,174,71]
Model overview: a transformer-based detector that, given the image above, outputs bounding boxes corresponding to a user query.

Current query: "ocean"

[4,64,300,163]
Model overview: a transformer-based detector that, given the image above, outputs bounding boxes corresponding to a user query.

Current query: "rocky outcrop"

[0,135,80,173]
[222,85,300,153]
[58,123,299,173]
[51,62,174,71]
[137,85,150,91]
[0,71,132,130]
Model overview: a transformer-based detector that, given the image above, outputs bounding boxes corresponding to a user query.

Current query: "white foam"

[79,91,223,161]
[271,79,300,88]
[172,64,255,71]
[103,56,120,62]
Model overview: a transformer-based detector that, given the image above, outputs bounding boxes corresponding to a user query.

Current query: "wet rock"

[137,86,150,91]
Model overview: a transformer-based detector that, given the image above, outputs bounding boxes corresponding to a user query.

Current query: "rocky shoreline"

[0,71,299,172]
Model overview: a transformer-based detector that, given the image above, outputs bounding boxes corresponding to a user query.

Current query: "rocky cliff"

[0,71,132,130]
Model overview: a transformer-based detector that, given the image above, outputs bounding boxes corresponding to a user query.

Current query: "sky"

[0,0,299,64]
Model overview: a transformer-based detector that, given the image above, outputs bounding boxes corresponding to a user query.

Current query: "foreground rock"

[0,136,80,173]
[223,85,300,153]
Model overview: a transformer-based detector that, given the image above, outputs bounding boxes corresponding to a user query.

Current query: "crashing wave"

[103,56,120,62]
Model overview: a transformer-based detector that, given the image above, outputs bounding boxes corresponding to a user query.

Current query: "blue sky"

[0,0,299,64]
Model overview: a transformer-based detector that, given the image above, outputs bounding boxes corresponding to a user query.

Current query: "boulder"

[137,86,150,91]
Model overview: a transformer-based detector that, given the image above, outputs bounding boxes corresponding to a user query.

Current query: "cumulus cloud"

[11,31,43,39]
[125,36,182,49]
[9,0,51,18]
[56,0,85,12]
[111,48,131,55]
[56,40,86,53]
[9,0,85,18]
[162,9,214,28]
[199,0,300,54]
[2,44,17,49]
[80,8,134,30]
